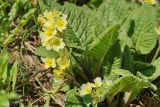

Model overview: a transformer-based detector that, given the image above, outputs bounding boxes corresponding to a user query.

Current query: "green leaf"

[83,95,92,107]
[35,46,59,58]
[0,91,17,107]
[8,0,21,21]
[103,75,156,102]
[102,42,122,78]
[111,69,133,76]
[10,61,18,91]
[137,57,160,81]
[131,4,157,54]
[122,46,135,74]
[0,53,10,84]
[84,25,120,60]
[65,89,85,107]
[97,0,129,27]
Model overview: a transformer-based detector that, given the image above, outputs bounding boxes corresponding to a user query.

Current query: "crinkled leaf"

[84,25,120,60]
[131,5,157,54]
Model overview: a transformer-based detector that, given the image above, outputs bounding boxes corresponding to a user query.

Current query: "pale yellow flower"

[40,30,57,41]
[38,15,46,24]
[43,20,55,31]
[95,88,105,98]
[53,68,64,75]
[42,36,65,51]
[57,53,70,70]
[144,0,156,4]
[41,58,56,69]
[52,10,62,17]
[103,80,111,88]
[93,77,102,88]
[43,11,53,19]
[79,83,93,96]
[55,16,67,32]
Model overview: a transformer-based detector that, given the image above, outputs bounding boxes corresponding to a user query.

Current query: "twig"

[35,77,65,107]
[31,94,46,105]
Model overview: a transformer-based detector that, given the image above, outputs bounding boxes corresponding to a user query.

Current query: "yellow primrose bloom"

[56,16,67,32]
[43,11,53,19]
[57,53,70,70]
[103,80,111,88]
[42,36,65,51]
[144,0,156,4]
[41,58,56,69]
[52,10,62,17]
[43,20,55,31]
[95,88,105,98]
[93,77,102,88]
[38,15,46,24]
[53,68,64,75]
[40,30,57,41]
[79,83,93,96]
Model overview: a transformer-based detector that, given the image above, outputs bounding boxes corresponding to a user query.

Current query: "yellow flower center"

[57,20,64,27]
[49,38,61,46]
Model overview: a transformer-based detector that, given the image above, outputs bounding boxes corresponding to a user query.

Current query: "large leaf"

[131,4,158,54]
[97,0,129,27]
[84,25,120,60]
[102,42,122,78]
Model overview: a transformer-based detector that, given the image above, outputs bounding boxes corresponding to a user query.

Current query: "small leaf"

[65,89,85,107]
[83,95,92,106]
[35,46,59,58]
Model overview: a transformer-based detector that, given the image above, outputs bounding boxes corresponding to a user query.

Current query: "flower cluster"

[144,0,156,4]
[38,10,70,82]
[79,77,112,104]
[38,10,67,51]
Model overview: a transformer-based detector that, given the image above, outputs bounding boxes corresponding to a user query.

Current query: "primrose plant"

[36,0,160,107]
[38,10,73,82]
